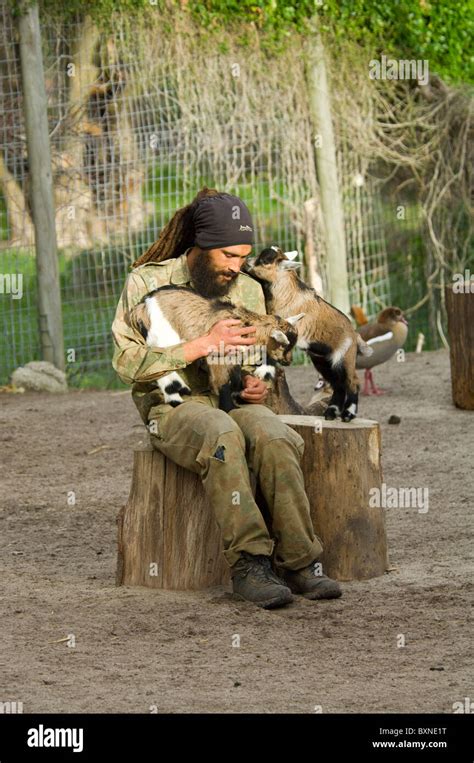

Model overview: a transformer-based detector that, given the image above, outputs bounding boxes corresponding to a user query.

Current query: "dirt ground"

[1,349,472,713]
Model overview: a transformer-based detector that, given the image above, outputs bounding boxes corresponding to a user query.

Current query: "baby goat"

[130,284,303,413]
[246,247,372,422]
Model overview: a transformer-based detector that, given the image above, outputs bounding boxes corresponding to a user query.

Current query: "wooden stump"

[116,447,231,590]
[117,416,388,590]
[445,285,474,410]
[279,416,388,581]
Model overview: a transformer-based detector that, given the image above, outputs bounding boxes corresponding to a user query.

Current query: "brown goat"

[130,284,303,412]
[245,247,372,421]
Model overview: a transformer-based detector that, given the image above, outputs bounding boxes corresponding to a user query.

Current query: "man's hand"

[206,319,257,353]
[183,319,256,362]
[240,374,268,404]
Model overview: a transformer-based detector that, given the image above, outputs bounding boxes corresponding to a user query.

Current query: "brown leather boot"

[231,552,294,609]
[278,559,342,600]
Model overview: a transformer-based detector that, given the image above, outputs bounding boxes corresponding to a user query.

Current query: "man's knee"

[231,404,296,441]
[177,405,247,457]
[155,401,241,441]
[200,407,245,442]
[149,401,247,473]
[230,404,305,458]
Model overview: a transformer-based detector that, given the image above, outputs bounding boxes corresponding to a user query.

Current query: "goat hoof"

[342,412,356,422]
[324,406,338,420]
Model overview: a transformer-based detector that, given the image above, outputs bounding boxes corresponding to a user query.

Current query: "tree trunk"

[0,152,35,245]
[306,30,350,313]
[279,415,388,580]
[303,197,324,294]
[117,446,231,590]
[445,284,474,410]
[52,15,102,250]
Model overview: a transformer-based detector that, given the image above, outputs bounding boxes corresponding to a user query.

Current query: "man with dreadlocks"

[112,188,342,609]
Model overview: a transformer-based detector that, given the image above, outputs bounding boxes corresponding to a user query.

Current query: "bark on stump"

[279,416,388,581]
[116,416,388,590]
[445,285,474,410]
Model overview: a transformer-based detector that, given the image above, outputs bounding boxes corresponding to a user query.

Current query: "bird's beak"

[401,316,408,325]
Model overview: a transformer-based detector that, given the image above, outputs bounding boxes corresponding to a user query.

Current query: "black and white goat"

[245,247,372,422]
[130,284,303,413]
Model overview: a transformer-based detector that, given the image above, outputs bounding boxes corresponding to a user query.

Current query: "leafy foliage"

[10,0,470,83]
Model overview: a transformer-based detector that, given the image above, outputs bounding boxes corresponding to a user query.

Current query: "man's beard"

[189,252,238,298]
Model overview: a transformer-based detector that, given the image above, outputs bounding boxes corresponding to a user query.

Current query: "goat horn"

[270,328,290,345]
[284,250,299,261]
[286,312,305,325]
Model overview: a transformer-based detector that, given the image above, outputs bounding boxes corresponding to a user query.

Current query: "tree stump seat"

[116,415,388,590]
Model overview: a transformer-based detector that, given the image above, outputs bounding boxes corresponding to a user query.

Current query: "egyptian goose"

[354,306,408,395]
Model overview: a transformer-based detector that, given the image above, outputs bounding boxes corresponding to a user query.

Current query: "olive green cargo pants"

[149,396,323,570]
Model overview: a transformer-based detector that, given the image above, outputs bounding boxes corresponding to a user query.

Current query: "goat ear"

[287,312,305,325]
[270,328,290,345]
[284,249,299,261]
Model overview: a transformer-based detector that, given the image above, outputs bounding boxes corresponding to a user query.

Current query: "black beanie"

[193,193,254,250]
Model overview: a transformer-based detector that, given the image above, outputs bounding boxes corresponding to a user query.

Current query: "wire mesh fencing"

[2,5,465,387]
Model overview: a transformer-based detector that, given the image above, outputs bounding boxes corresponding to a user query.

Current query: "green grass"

[0,249,124,387]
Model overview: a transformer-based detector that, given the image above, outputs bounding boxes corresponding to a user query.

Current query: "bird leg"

[362,369,386,396]
[362,369,372,395]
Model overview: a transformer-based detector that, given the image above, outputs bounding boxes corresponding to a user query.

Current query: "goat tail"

[356,334,373,357]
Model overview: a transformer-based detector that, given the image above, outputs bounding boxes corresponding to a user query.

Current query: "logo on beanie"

[239,225,253,232]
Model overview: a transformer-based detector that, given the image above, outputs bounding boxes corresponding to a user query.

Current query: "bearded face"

[188,250,240,298]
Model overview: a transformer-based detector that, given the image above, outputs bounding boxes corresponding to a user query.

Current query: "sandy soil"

[0,349,472,713]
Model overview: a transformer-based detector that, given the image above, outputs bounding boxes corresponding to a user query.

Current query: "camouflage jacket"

[111,250,269,423]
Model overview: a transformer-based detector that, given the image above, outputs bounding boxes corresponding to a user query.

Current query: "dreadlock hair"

[131,186,221,269]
